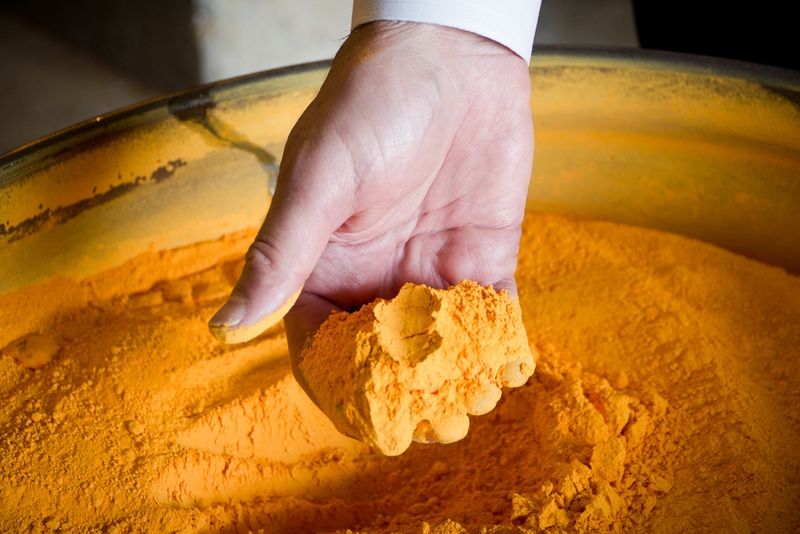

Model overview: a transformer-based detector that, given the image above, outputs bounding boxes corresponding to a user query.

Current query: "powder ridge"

[297,281,536,455]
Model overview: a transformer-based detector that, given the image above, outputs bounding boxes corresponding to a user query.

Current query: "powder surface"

[1,213,799,533]
[297,281,535,455]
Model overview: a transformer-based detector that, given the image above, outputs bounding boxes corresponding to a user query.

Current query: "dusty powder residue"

[1,213,799,532]
[297,281,535,455]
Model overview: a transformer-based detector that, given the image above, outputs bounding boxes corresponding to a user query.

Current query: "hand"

[210,21,533,376]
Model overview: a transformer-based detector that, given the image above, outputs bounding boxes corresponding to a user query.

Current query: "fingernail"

[209,298,246,327]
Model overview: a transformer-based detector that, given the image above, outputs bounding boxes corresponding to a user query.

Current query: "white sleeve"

[352,0,542,63]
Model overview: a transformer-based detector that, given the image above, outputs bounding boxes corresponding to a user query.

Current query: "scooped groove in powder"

[297,281,536,455]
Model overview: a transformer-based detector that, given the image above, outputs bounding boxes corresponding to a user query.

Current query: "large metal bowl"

[1,47,799,296]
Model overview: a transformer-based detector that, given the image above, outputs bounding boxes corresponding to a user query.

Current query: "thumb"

[208,151,351,344]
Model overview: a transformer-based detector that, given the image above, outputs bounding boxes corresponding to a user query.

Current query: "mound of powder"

[296,281,536,456]
[2,213,799,533]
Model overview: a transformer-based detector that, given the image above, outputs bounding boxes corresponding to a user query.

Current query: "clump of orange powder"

[297,281,535,455]
[1,213,799,533]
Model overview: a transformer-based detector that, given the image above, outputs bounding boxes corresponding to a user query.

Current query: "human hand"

[209,21,533,378]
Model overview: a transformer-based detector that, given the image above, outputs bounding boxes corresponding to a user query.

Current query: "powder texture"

[297,281,535,455]
[1,213,799,533]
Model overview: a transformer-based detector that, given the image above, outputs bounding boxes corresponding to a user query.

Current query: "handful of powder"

[296,280,536,455]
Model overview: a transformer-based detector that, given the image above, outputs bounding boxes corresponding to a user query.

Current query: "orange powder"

[1,213,799,532]
[297,281,535,455]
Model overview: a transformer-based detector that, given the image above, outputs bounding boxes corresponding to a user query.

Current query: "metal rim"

[1,46,798,171]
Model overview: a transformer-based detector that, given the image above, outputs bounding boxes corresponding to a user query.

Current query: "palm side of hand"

[211,21,533,359]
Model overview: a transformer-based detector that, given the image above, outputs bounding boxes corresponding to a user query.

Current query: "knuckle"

[245,237,280,274]
[246,235,305,287]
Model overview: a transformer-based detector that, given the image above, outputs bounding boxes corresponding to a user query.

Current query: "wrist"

[340,21,531,105]
[351,0,541,62]
[348,20,524,62]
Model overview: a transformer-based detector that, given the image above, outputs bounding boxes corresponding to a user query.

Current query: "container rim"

[2,45,799,170]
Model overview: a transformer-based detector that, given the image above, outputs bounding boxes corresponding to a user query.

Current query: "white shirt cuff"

[352,0,541,63]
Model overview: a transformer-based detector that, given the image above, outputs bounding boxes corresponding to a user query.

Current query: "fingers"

[284,292,339,366]
[282,291,340,404]
[208,140,352,344]
[490,276,519,297]
[465,383,503,415]
[423,226,521,296]
[208,287,302,344]
[412,414,470,445]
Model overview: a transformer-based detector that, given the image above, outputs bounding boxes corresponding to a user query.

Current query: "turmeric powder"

[296,281,535,455]
[0,213,798,532]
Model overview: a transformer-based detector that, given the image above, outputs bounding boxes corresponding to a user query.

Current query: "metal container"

[2,48,799,296]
